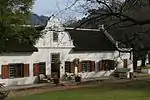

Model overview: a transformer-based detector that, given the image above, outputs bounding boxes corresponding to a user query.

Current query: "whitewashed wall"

[32,48,133,78]
[0,48,133,86]
[62,51,133,78]
[0,53,36,86]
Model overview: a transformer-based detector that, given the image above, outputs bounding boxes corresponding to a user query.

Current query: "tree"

[91,0,150,70]
[66,0,150,70]
[0,0,43,52]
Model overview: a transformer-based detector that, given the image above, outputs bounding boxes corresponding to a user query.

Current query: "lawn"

[8,81,150,100]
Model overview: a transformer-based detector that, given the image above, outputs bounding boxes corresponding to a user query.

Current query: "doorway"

[51,53,60,78]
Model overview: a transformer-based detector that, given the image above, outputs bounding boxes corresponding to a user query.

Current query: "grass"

[8,81,150,100]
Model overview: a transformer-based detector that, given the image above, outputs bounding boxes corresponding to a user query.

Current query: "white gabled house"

[0,16,134,86]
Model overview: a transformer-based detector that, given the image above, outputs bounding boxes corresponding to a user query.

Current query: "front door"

[51,53,60,78]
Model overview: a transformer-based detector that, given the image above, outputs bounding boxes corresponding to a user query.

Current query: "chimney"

[98,25,104,30]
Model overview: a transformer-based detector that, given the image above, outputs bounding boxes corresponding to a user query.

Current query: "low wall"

[65,70,114,79]
[79,70,114,79]
[0,76,37,86]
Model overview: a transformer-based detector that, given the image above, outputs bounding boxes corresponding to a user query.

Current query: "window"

[99,60,115,71]
[82,61,92,72]
[51,53,60,63]
[39,62,46,74]
[65,61,71,73]
[1,63,29,79]
[33,62,46,76]
[9,63,24,78]
[53,32,58,42]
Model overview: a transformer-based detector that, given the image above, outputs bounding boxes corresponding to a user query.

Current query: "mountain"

[29,14,49,26]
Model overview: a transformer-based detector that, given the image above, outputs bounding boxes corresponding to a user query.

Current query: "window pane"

[9,64,15,78]
[102,60,115,70]
[39,62,46,74]
[16,64,24,77]
[82,61,91,72]
[9,63,24,78]
[51,53,60,63]
[65,61,71,73]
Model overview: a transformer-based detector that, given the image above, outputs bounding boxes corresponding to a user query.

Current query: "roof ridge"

[65,27,100,32]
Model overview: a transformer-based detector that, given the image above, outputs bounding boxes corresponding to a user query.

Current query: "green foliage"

[13,26,43,44]
[0,0,42,52]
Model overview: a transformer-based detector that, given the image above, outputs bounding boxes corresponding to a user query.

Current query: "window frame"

[65,61,71,73]
[53,32,58,42]
[9,63,24,78]
[100,60,115,71]
[51,53,60,63]
[38,62,46,74]
[81,61,92,72]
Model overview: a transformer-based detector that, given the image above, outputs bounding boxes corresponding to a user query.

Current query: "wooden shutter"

[24,64,29,77]
[70,62,74,73]
[1,65,9,79]
[33,63,39,76]
[91,61,95,71]
[78,62,82,72]
[123,59,128,68]
[15,64,18,77]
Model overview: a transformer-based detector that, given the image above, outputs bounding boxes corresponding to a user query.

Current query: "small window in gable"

[53,32,58,42]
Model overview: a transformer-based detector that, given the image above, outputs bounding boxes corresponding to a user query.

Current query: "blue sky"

[32,0,65,16]
[32,0,86,21]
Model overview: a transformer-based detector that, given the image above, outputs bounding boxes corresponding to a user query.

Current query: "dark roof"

[65,28,117,52]
[2,40,38,53]
[34,25,46,31]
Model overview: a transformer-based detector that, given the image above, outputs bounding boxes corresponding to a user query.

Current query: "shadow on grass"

[80,79,150,92]
[100,80,150,92]
[7,80,150,100]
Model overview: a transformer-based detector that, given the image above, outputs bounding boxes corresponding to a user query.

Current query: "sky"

[32,0,85,21]
[32,0,65,16]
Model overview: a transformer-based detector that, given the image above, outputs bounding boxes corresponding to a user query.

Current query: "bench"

[113,68,130,79]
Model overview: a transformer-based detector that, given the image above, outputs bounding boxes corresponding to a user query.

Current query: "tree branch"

[96,0,113,13]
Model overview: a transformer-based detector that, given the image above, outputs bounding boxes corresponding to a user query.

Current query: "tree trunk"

[141,57,146,67]
[148,53,150,64]
[133,51,137,71]
[140,51,147,67]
